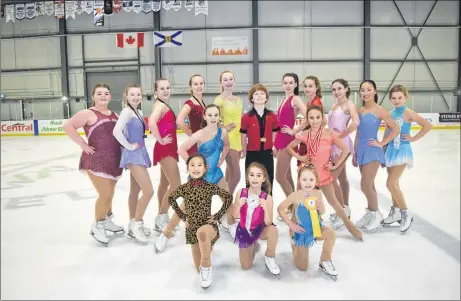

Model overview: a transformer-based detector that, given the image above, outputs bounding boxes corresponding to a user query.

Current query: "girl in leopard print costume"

[156,153,232,289]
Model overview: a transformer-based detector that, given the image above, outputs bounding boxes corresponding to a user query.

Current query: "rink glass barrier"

[1,113,459,137]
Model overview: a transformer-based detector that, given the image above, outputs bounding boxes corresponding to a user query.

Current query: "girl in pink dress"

[327,79,360,230]
[287,106,363,240]
[148,78,180,233]
[273,73,307,198]
[63,83,124,246]
[282,75,324,171]
[176,74,206,156]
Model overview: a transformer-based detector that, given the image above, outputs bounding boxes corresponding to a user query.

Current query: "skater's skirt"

[234,223,265,248]
[385,143,413,168]
[356,144,385,166]
[120,146,152,169]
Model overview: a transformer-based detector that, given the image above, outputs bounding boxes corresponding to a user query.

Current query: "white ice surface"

[1,130,460,300]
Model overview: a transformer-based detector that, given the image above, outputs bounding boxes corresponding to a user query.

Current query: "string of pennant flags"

[1,1,208,25]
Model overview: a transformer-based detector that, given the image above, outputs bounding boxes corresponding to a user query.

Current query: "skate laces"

[360,210,372,223]
[265,256,278,269]
[323,260,335,271]
[329,213,337,221]
[389,206,395,216]
[400,210,407,225]
[200,267,211,280]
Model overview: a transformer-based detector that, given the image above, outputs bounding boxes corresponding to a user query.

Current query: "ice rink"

[1,129,460,300]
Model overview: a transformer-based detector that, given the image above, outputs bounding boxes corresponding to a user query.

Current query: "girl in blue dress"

[155,104,232,251]
[112,84,153,245]
[382,85,432,234]
[277,164,338,280]
[352,80,400,233]
[178,104,230,188]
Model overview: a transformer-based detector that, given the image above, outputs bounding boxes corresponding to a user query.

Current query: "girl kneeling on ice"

[165,153,233,289]
[277,164,338,280]
[231,162,280,278]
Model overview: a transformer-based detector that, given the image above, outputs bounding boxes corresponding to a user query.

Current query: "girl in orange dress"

[287,105,362,240]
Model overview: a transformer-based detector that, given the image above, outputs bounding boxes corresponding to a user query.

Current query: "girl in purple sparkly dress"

[63,83,124,246]
[113,84,153,245]
[230,162,280,277]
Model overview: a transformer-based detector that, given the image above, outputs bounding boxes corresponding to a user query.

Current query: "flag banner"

[116,32,145,48]
[84,0,94,14]
[113,0,122,13]
[6,5,15,22]
[55,1,65,18]
[172,0,181,11]
[162,0,172,11]
[65,1,76,19]
[194,0,207,15]
[75,1,83,14]
[123,0,133,12]
[152,0,161,11]
[142,0,151,13]
[132,0,142,13]
[184,0,193,11]
[16,4,25,20]
[154,31,183,47]
[94,1,104,26]
[104,0,113,14]
[25,3,36,19]
[35,2,45,16]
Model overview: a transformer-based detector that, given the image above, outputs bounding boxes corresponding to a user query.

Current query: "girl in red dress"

[176,74,206,155]
[148,78,180,233]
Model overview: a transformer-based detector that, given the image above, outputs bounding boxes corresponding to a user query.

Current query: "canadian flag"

[116,32,145,48]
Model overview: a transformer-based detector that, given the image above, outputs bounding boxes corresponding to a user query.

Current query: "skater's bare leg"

[196,225,217,268]
[320,183,362,240]
[158,157,181,214]
[87,172,116,221]
[128,164,154,221]
[128,173,141,219]
[162,202,185,238]
[317,226,336,262]
[293,246,309,271]
[260,224,278,257]
[191,244,201,272]
[239,244,257,270]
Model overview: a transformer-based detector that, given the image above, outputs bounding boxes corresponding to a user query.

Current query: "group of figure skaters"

[63,71,432,288]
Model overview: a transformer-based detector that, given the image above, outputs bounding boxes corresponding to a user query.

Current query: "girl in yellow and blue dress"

[277,164,338,281]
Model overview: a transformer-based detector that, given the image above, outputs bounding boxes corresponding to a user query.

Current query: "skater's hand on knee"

[288,222,305,234]
[184,219,190,228]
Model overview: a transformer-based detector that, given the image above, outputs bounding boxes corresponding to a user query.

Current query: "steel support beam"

[458,2,461,112]
[363,0,371,80]
[59,18,70,118]
[153,11,162,79]
[3,24,460,40]
[252,0,259,85]
[380,1,449,110]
